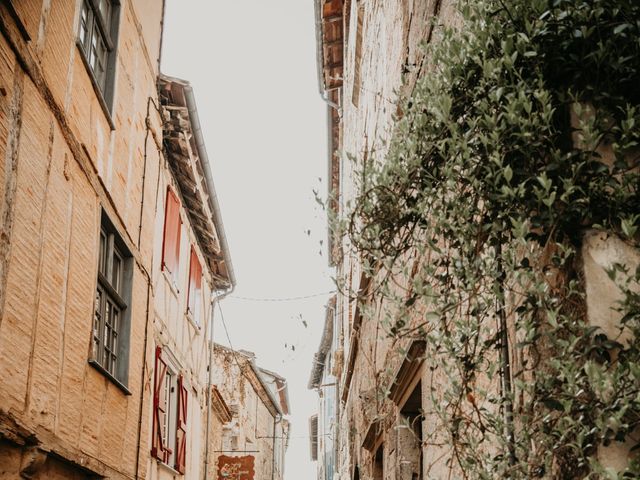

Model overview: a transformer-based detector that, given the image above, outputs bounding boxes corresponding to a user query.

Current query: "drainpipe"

[272,413,283,480]
[203,284,235,480]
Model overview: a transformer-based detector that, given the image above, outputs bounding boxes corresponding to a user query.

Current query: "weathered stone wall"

[210,347,284,480]
[334,1,640,479]
[335,1,459,478]
[0,1,164,478]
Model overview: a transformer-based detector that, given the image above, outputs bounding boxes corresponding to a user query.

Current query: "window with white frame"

[77,0,120,104]
[91,210,131,386]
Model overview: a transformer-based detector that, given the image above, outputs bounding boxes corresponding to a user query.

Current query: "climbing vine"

[336,0,640,478]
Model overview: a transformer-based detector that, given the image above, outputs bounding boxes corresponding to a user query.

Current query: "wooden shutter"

[162,187,182,280]
[175,375,188,474]
[151,346,169,462]
[187,246,202,322]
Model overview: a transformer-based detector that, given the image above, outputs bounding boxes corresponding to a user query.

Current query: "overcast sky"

[161,1,333,478]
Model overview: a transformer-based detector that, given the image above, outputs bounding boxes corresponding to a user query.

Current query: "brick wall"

[332,0,640,478]
[0,1,164,478]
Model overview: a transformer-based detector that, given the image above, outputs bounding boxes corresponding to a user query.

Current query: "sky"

[161,1,333,478]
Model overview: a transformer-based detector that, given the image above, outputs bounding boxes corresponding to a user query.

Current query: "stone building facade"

[0,1,165,478]
[311,1,640,479]
[210,345,290,480]
[0,2,235,479]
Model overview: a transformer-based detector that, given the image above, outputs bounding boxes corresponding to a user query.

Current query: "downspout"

[203,285,235,480]
[157,0,167,71]
[272,413,283,480]
[134,94,163,480]
[134,280,152,480]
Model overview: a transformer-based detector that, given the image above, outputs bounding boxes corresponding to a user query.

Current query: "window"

[162,187,182,286]
[187,246,203,325]
[373,444,384,480]
[91,211,132,387]
[399,381,423,480]
[77,0,120,104]
[152,347,189,473]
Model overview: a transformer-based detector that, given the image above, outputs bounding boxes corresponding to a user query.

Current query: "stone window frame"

[89,209,132,393]
[76,0,121,117]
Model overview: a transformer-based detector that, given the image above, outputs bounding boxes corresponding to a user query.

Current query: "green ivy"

[337,0,640,478]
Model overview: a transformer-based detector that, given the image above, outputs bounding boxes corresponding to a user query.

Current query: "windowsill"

[75,40,116,131]
[157,460,181,477]
[185,311,201,332]
[88,359,132,395]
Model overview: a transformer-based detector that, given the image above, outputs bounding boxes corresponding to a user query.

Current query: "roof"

[308,297,336,389]
[214,343,286,417]
[158,75,235,290]
[314,0,344,93]
[210,385,233,423]
[314,1,344,266]
[259,367,291,415]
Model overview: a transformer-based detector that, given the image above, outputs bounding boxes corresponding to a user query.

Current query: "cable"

[228,290,337,302]
[217,301,257,389]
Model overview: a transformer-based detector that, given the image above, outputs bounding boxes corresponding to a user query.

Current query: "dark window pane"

[94,213,129,383]
[79,2,91,49]
[112,248,122,293]
[78,0,114,95]
[99,230,107,275]
[97,0,111,27]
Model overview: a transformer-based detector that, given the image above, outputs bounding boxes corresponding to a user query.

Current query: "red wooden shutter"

[187,246,202,323]
[175,375,188,473]
[151,346,169,462]
[162,187,182,281]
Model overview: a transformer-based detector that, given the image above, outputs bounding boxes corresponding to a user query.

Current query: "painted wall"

[146,162,217,480]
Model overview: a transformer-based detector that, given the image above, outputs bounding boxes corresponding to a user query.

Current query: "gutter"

[183,85,237,289]
[271,413,283,480]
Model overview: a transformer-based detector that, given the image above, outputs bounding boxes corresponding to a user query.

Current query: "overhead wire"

[228,290,337,302]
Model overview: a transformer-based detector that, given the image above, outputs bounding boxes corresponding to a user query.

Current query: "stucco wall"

[146,165,217,480]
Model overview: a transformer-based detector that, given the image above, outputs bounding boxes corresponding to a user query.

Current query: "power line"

[216,301,260,389]
[228,290,336,303]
